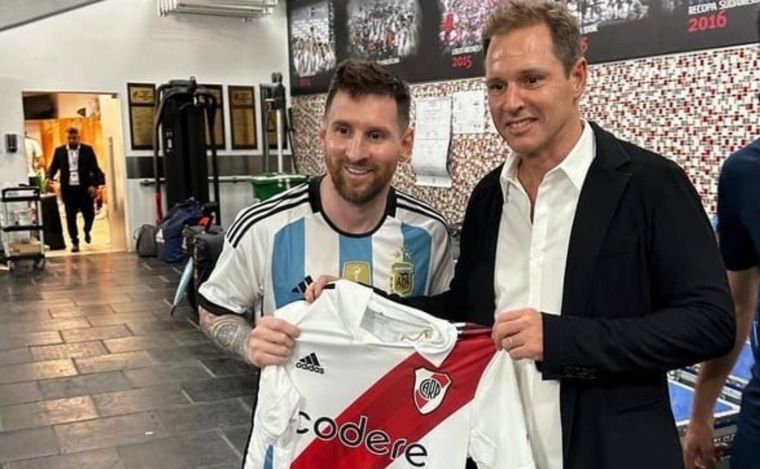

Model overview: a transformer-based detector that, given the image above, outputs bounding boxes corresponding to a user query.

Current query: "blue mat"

[728,342,755,383]
[669,381,737,426]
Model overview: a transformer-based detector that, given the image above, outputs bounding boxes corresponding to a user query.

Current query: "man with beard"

[196,59,453,368]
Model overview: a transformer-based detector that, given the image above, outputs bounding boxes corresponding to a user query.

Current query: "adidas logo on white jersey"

[295,352,324,374]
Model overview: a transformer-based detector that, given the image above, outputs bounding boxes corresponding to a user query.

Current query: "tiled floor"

[0,252,256,469]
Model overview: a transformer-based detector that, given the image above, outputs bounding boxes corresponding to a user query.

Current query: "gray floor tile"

[123,362,214,388]
[0,359,77,385]
[30,341,107,361]
[5,448,125,469]
[49,304,114,318]
[127,320,194,336]
[0,382,42,406]
[109,301,171,315]
[0,427,59,463]
[74,351,153,374]
[0,331,62,350]
[54,412,166,454]
[156,399,251,434]
[92,384,191,417]
[88,313,163,327]
[0,348,33,366]
[169,330,209,347]
[181,376,259,403]
[127,290,174,301]
[61,325,132,344]
[117,438,191,469]
[103,335,180,353]
[0,396,98,431]
[147,344,224,364]
[39,371,133,400]
[200,358,255,378]
[0,311,53,323]
[0,255,264,468]
[73,295,132,306]
[174,431,240,468]
[16,318,92,333]
[221,425,252,455]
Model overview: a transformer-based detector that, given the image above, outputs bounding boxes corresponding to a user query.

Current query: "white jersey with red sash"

[244,280,535,469]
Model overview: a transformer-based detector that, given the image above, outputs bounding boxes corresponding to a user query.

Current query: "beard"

[326,158,395,205]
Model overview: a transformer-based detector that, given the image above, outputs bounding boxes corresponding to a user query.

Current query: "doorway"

[22,91,128,255]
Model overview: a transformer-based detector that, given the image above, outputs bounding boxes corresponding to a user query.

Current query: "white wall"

[0,0,290,247]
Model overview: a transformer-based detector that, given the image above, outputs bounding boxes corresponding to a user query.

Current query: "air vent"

[157,0,278,19]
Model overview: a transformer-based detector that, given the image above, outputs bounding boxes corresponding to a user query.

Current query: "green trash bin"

[250,173,309,202]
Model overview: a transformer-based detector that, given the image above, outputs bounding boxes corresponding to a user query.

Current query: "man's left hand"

[492,308,543,361]
[88,186,97,197]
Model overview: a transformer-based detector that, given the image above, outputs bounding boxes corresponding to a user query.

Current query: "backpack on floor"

[156,198,203,263]
[134,224,158,258]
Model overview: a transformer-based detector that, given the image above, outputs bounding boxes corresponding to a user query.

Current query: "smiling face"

[485,23,586,161]
[319,90,412,205]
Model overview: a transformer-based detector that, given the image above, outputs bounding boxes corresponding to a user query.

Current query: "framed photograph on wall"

[228,85,257,150]
[126,82,156,150]
[200,83,226,150]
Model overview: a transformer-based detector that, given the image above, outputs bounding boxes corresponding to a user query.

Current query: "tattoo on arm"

[199,308,252,363]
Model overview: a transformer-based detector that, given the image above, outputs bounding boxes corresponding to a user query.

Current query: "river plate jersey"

[198,176,453,319]
[245,281,535,469]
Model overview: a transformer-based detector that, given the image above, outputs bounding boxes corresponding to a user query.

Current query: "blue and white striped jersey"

[198,176,454,319]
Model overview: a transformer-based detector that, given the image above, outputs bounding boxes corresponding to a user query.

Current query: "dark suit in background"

[408,123,735,468]
[47,143,104,247]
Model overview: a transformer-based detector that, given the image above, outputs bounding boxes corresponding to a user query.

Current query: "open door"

[98,94,127,251]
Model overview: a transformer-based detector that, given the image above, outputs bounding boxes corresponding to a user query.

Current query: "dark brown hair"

[324,59,411,129]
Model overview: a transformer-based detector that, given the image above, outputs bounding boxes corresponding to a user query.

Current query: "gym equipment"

[152,77,221,224]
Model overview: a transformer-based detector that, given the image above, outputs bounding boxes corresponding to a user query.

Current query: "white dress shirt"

[67,146,80,186]
[494,121,596,469]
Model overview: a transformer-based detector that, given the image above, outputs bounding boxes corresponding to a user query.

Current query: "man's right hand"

[683,417,716,469]
[248,316,300,367]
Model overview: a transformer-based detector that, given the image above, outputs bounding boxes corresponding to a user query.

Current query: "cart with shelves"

[1,186,45,271]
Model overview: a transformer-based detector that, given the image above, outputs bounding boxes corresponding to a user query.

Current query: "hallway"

[0,253,257,469]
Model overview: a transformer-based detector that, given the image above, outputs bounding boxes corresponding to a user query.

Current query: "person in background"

[46,127,104,253]
[24,131,43,177]
[682,10,760,469]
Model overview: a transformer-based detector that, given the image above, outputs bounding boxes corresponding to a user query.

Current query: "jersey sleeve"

[197,234,263,317]
[469,352,535,469]
[428,223,455,294]
[244,366,302,469]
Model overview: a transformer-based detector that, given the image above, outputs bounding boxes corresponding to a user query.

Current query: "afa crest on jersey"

[390,244,415,296]
[413,368,452,415]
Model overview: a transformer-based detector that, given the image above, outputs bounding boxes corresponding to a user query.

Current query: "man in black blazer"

[401,1,734,468]
[46,127,104,253]
[306,2,734,466]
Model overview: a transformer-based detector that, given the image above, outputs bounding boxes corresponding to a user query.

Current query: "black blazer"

[47,143,104,192]
[408,122,735,468]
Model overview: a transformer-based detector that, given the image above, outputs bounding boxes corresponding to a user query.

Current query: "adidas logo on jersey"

[296,352,325,374]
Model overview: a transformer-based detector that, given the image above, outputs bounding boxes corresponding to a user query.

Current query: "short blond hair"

[483,0,582,75]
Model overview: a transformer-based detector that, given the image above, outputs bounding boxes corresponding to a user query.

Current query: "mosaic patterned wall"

[291,44,760,223]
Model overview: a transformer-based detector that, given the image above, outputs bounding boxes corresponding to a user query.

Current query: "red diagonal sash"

[292,330,495,469]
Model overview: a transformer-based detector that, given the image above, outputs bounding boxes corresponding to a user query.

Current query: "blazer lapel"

[560,122,631,458]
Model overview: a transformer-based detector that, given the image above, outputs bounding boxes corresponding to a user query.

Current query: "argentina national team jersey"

[198,176,454,319]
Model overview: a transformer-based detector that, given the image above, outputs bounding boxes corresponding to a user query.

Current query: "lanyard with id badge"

[68,148,80,186]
